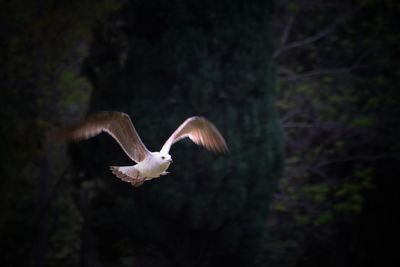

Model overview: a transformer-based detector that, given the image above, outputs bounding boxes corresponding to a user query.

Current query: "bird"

[49,111,228,187]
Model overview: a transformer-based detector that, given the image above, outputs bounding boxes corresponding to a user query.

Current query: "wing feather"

[160,116,228,154]
[49,111,150,163]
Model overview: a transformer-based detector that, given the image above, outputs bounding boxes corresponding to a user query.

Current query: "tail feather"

[110,166,146,187]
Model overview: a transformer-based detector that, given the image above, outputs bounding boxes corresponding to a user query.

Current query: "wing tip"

[190,116,229,154]
[213,142,229,154]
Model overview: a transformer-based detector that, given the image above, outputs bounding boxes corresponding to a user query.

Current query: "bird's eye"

[161,156,165,160]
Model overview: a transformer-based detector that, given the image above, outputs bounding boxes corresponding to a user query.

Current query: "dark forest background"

[0,0,399,266]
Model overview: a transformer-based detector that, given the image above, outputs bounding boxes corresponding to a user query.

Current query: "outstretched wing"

[49,111,150,163]
[160,116,228,154]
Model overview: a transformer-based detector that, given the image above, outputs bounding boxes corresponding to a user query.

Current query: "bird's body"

[134,152,172,178]
[110,152,172,183]
[110,152,172,186]
[50,111,227,187]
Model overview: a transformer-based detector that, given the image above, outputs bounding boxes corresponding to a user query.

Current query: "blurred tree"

[71,0,283,266]
[0,0,117,266]
[259,0,400,266]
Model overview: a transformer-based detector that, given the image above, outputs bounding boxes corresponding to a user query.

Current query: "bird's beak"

[168,159,173,163]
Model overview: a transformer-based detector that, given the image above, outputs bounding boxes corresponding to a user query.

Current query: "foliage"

[74,1,283,266]
[259,0,400,266]
[2,0,397,266]
[0,0,117,266]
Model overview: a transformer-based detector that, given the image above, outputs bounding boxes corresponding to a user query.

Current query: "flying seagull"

[50,111,228,187]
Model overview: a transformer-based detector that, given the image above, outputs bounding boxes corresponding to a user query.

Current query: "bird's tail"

[110,166,145,187]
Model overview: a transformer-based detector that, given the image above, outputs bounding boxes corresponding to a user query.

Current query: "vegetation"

[0,0,398,266]
[0,0,118,265]
[78,1,282,266]
[261,1,400,266]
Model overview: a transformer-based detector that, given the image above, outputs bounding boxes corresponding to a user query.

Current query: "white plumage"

[50,111,228,187]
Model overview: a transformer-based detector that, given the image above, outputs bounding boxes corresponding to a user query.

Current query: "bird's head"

[153,151,173,164]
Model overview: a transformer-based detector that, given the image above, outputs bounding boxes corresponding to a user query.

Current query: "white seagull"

[50,111,228,187]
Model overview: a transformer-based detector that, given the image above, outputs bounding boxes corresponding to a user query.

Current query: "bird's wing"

[49,111,151,163]
[160,116,228,154]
